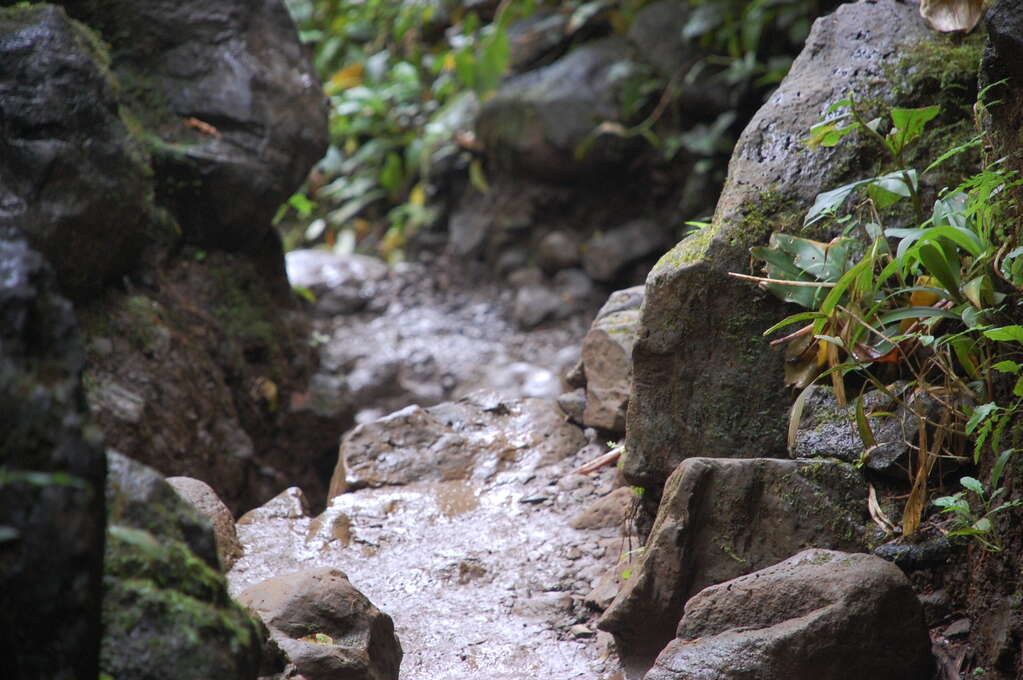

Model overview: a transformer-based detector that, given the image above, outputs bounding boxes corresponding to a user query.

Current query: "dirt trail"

[228,254,634,679]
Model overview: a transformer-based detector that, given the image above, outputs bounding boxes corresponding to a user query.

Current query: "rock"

[0,5,153,298]
[106,451,221,570]
[645,549,933,680]
[102,454,263,680]
[580,291,642,432]
[507,10,568,72]
[585,565,623,612]
[918,589,952,628]
[476,37,641,180]
[0,227,106,680]
[537,230,582,273]
[557,388,587,424]
[582,219,667,283]
[553,267,595,305]
[61,0,328,251]
[624,0,967,489]
[570,487,636,530]
[333,394,586,495]
[285,250,389,316]
[102,525,264,680]
[80,249,339,516]
[238,487,311,525]
[598,457,869,659]
[513,284,564,328]
[168,476,244,571]
[238,567,402,680]
[792,384,907,473]
[943,618,971,638]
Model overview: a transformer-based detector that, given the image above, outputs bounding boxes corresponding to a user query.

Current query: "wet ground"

[227,251,636,679]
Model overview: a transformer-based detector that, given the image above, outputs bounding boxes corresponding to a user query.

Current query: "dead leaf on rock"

[919,0,984,33]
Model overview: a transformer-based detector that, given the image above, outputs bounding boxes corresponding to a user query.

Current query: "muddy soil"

[228,252,637,679]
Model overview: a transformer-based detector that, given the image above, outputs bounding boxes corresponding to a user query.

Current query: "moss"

[654,220,722,269]
[894,33,985,96]
[731,189,798,247]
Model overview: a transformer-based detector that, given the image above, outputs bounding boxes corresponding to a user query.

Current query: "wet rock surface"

[334,394,586,494]
[0,5,152,298]
[296,250,596,427]
[0,227,106,680]
[646,549,933,680]
[102,454,264,680]
[61,0,328,251]
[239,567,401,680]
[230,437,637,679]
[599,457,870,661]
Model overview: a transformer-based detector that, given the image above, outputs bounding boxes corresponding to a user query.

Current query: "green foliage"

[279,0,541,259]
[934,448,1023,552]
[743,85,1023,538]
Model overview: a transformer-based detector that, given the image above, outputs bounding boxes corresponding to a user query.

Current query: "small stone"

[537,230,582,272]
[943,618,971,638]
[570,624,595,638]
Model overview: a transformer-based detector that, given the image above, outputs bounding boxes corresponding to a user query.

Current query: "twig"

[728,272,837,287]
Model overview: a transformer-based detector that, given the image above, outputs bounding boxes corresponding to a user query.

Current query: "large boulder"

[645,549,933,680]
[598,457,869,660]
[0,5,154,298]
[101,453,264,680]
[623,0,983,488]
[60,0,329,250]
[238,567,402,680]
[0,227,107,680]
[331,393,586,496]
[476,36,642,181]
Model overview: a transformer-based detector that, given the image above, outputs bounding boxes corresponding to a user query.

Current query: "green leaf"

[973,517,992,533]
[875,306,960,325]
[378,152,404,196]
[983,326,1023,343]
[804,180,868,227]
[886,105,940,154]
[916,243,960,296]
[961,476,984,496]
[762,311,826,337]
[806,118,857,148]
[993,361,1022,375]
[854,393,876,449]
[966,402,999,435]
[992,448,1016,489]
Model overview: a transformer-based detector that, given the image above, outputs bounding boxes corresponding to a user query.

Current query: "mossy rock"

[101,526,264,680]
[623,0,984,489]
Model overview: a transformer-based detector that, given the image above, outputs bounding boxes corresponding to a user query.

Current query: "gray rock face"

[102,455,264,680]
[476,37,640,180]
[0,5,153,298]
[0,227,106,680]
[792,383,949,475]
[238,567,402,680]
[624,0,951,489]
[168,476,244,571]
[106,450,220,570]
[61,0,328,251]
[598,457,869,660]
[579,286,644,432]
[332,394,586,496]
[582,219,668,283]
[645,549,933,680]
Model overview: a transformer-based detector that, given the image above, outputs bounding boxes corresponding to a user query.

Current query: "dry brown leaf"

[919,0,984,33]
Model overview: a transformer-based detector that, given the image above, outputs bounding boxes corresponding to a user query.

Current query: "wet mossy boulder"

[0,4,154,299]
[101,453,264,680]
[623,0,983,488]
[102,526,264,680]
[59,0,329,251]
[0,226,107,680]
[598,457,869,662]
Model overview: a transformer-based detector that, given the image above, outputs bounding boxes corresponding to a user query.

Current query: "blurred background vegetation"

[278,0,836,260]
